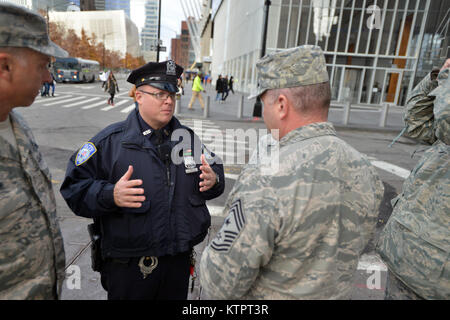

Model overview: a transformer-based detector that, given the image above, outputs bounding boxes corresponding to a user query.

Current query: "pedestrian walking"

[48,72,56,96]
[188,71,206,110]
[215,75,223,102]
[0,3,67,299]
[229,76,235,94]
[221,75,229,102]
[60,60,225,300]
[200,45,384,299]
[376,59,450,300]
[106,71,119,106]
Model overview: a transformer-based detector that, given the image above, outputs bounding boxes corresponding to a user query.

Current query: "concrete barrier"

[203,95,210,118]
[237,94,244,119]
[343,101,351,125]
[379,103,390,127]
[175,98,180,115]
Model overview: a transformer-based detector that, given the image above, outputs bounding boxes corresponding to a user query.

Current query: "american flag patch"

[211,199,245,252]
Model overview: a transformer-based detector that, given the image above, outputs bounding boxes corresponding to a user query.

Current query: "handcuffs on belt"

[138,256,158,279]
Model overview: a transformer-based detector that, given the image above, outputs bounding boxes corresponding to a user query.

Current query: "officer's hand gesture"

[199,154,217,192]
[114,165,146,208]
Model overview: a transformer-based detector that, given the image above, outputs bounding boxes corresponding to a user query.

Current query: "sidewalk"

[176,83,405,132]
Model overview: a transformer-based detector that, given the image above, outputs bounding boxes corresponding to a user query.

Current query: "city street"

[16,78,425,300]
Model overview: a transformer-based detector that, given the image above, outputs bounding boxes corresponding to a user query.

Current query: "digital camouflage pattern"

[0,2,68,58]
[384,270,423,300]
[200,122,384,299]
[249,45,329,99]
[376,68,450,300]
[0,110,65,299]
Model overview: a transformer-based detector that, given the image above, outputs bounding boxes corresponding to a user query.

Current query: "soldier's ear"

[0,52,13,82]
[277,93,289,120]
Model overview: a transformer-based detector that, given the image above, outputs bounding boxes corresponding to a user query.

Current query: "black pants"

[108,93,115,105]
[100,251,191,300]
[222,90,229,101]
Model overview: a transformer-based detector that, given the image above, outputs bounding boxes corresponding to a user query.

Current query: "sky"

[130,0,187,60]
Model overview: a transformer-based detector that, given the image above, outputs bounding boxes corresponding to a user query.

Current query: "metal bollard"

[237,94,244,119]
[203,95,210,118]
[379,103,389,127]
[175,98,180,115]
[343,101,351,125]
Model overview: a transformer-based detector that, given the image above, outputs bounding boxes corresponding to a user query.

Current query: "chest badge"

[184,149,198,174]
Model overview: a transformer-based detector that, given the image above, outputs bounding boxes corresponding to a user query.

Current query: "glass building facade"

[104,0,130,17]
[141,0,159,61]
[212,0,449,106]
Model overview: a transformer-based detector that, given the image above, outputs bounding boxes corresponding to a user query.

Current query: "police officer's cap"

[127,60,183,93]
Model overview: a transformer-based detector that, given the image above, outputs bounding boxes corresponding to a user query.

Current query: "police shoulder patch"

[75,142,97,166]
[210,199,245,253]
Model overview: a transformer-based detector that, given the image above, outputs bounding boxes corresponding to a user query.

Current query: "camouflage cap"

[249,45,329,99]
[0,2,68,58]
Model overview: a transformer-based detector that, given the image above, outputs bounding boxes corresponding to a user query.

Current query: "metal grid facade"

[217,0,449,106]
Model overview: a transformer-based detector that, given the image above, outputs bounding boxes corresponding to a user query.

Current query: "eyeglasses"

[138,89,176,101]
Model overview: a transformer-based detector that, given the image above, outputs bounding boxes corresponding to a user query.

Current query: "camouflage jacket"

[0,110,65,299]
[376,69,450,299]
[200,122,384,299]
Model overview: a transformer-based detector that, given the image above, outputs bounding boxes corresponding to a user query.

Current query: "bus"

[53,57,100,83]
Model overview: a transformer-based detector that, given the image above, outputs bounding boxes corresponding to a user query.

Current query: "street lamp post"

[157,0,162,62]
[252,0,271,120]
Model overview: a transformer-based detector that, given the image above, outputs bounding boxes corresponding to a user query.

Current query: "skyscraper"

[105,0,130,17]
[141,0,159,62]
[70,0,129,16]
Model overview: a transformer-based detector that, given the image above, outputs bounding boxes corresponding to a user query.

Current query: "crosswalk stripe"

[225,173,239,180]
[34,95,72,104]
[63,97,100,108]
[121,104,136,113]
[180,121,217,127]
[44,96,84,106]
[82,100,109,110]
[206,142,249,151]
[207,205,224,217]
[369,160,410,179]
[200,138,248,146]
[101,99,129,111]
[366,156,410,179]
[214,151,241,159]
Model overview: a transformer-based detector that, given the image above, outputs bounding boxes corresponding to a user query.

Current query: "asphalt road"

[14,79,424,300]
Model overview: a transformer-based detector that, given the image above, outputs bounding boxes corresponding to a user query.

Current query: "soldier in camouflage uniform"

[0,3,68,299]
[200,45,384,299]
[376,59,450,300]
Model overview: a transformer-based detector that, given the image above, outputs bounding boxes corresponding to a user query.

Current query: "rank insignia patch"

[75,142,97,166]
[211,199,245,252]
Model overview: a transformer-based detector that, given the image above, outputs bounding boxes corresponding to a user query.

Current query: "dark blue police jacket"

[60,108,225,258]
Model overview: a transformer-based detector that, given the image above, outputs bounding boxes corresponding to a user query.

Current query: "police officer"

[60,60,225,300]
[0,3,67,299]
[200,45,384,299]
